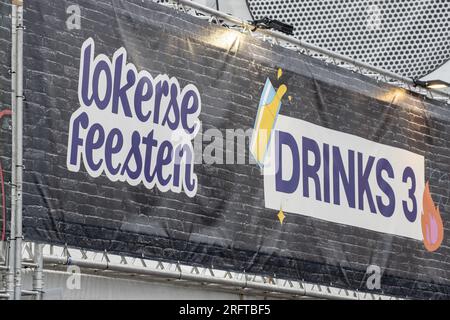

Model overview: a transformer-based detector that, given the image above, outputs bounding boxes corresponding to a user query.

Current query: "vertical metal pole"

[32,243,44,300]
[7,1,18,301]
[13,0,24,300]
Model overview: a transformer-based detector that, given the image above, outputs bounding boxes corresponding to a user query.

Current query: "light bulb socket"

[250,17,294,35]
[413,79,450,89]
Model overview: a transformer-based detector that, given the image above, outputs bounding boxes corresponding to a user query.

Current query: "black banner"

[0,0,449,299]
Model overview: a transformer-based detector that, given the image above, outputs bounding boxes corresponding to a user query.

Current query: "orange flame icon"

[421,182,444,252]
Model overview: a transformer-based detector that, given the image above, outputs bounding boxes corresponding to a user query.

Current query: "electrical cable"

[0,108,12,241]
[0,161,5,241]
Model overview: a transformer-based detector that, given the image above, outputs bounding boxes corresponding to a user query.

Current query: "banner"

[263,115,426,241]
[0,0,449,299]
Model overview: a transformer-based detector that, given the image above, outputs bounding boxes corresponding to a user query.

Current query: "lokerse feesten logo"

[250,69,444,252]
[67,38,201,197]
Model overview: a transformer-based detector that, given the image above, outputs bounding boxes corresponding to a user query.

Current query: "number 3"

[402,167,417,222]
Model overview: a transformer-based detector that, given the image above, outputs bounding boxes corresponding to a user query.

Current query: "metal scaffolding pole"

[8,0,24,300]
[7,0,18,301]
[32,243,44,300]
[13,0,24,300]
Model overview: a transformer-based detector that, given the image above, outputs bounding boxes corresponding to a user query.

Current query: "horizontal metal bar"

[43,255,355,300]
[22,262,38,268]
[0,290,37,297]
[30,241,399,300]
[0,261,37,270]
[20,290,39,296]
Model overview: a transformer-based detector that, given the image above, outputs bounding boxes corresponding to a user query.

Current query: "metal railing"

[38,242,400,300]
[158,0,450,104]
[0,241,402,300]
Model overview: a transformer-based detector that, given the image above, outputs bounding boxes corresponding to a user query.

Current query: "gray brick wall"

[0,0,449,299]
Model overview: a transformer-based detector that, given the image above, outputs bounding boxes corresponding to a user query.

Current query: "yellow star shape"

[277,208,285,225]
[277,68,283,80]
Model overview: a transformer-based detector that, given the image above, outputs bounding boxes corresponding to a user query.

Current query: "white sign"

[264,115,425,240]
